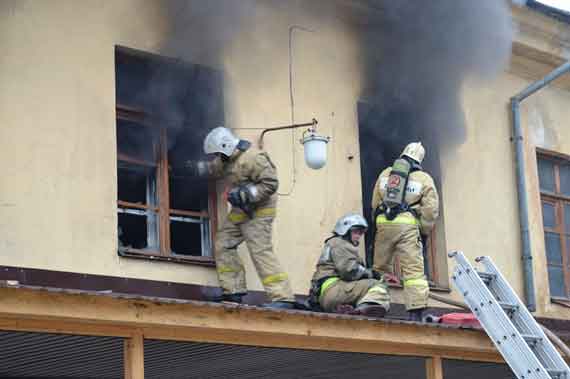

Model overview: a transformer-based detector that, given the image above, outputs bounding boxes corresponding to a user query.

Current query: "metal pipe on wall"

[510,60,570,312]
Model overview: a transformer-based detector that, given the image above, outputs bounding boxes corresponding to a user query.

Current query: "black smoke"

[356,0,515,149]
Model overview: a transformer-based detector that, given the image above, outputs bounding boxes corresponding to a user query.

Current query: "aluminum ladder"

[449,251,570,379]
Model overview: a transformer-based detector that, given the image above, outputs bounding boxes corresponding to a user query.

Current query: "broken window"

[537,150,570,299]
[115,46,224,264]
[357,101,446,286]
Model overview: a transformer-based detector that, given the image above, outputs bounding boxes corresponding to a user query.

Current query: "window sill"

[118,248,216,267]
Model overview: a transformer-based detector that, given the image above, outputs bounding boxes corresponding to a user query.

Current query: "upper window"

[115,46,224,265]
[537,149,570,298]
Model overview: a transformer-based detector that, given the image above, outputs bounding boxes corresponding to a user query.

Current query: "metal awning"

[0,331,123,378]
[144,339,425,378]
[0,331,513,378]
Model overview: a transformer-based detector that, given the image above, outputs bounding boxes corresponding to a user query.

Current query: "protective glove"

[363,268,382,280]
[371,270,382,280]
[228,186,249,208]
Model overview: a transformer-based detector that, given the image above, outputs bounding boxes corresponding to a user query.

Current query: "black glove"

[363,268,382,280]
[228,186,250,208]
[371,270,382,280]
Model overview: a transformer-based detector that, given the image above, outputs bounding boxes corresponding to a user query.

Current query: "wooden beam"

[169,208,208,218]
[118,200,158,212]
[158,127,171,256]
[426,356,443,379]
[124,332,144,379]
[0,287,503,362]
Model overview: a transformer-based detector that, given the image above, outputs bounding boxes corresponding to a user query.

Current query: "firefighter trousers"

[319,278,390,313]
[373,223,429,310]
[215,215,294,302]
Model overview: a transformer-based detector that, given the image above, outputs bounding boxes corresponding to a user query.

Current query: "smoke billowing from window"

[130,0,255,161]
[357,0,515,149]
[156,0,518,152]
[159,0,256,66]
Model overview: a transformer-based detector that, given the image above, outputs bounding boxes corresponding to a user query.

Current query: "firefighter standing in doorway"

[308,213,390,317]
[185,127,296,309]
[371,142,439,321]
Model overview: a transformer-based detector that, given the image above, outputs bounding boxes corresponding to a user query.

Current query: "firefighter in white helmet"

[371,142,439,321]
[308,213,390,317]
[185,127,295,309]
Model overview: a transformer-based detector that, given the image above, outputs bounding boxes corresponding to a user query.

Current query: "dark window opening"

[118,212,154,250]
[170,218,208,256]
[169,176,210,212]
[357,101,444,285]
[537,149,570,299]
[118,163,156,205]
[115,45,224,265]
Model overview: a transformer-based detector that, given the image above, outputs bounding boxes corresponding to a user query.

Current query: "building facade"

[1,1,570,377]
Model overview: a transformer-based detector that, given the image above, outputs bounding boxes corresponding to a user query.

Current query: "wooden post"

[426,356,443,379]
[124,332,144,379]
[158,127,171,256]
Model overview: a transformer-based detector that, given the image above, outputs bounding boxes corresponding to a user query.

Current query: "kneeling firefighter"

[371,142,439,321]
[308,213,390,318]
[185,127,295,309]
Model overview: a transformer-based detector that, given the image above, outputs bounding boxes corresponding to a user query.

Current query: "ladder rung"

[547,369,566,378]
[498,302,519,313]
[477,271,496,284]
[521,334,542,345]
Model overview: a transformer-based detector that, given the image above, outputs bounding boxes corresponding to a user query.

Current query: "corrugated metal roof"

[0,282,473,331]
[143,339,426,379]
[0,331,123,378]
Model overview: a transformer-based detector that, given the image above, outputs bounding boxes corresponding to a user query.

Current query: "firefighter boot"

[210,292,246,304]
[335,304,356,314]
[351,303,387,318]
[262,301,296,309]
[408,308,426,322]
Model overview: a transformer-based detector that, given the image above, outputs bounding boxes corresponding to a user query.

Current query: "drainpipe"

[510,61,570,312]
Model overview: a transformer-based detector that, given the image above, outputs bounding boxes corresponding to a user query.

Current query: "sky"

[537,0,570,12]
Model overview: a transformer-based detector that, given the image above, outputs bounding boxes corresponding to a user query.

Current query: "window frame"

[537,148,570,299]
[116,104,218,267]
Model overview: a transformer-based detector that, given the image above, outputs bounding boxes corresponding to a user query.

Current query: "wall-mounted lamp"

[258,118,331,170]
[300,122,330,169]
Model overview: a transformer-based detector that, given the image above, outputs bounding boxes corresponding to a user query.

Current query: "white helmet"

[203,127,240,157]
[333,213,368,236]
[401,142,425,164]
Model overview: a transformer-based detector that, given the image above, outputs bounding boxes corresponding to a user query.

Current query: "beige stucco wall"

[522,83,570,319]
[440,63,570,320]
[2,1,570,318]
[441,75,524,302]
[0,1,368,295]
